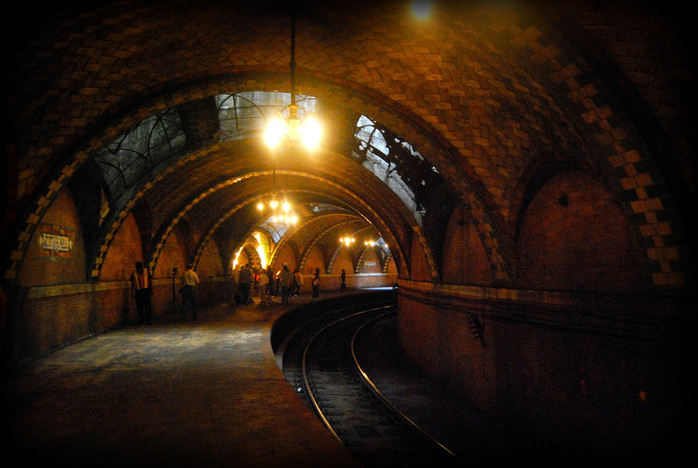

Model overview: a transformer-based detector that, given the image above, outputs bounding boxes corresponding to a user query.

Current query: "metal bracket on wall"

[468,313,486,347]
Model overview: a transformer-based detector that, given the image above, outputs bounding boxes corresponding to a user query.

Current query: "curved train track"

[277,302,465,467]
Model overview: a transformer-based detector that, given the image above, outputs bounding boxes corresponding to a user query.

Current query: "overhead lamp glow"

[264,116,285,148]
[265,104,321,151]
[411,0,432,19]
[301,112,321,149]
[339,236,355,246]
[258,195,299,227]
[264,10,321,151]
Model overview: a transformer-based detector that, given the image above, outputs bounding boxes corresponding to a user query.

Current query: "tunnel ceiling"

[5,0,695,285]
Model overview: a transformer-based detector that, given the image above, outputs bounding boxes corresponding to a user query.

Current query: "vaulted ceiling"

[4,0,695,286]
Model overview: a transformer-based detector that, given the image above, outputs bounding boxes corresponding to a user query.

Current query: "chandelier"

[257,197,299,225]
[264,9,321,150]
[339,235,355,246]
[257,164,299,225]
[338,213,355,246]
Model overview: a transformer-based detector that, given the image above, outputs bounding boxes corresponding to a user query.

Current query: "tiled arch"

[473,7,691,287]
[6,3,692,290]
[4,71,480,286]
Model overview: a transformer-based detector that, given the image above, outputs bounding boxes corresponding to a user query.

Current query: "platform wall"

[396,279,691,457]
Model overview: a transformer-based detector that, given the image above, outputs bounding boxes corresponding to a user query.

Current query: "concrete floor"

[2,295,362,468]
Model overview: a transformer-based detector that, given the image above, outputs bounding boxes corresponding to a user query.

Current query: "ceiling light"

[339,236,355,246]
[264,10,321,150]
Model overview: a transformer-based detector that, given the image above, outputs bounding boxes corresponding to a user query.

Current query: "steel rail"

[351,311,466,464]
[298,304,464,465]
[299,305,395,443]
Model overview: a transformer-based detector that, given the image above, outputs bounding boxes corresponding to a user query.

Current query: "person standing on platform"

[181,263,200,321]
[230,264,240,305]
[312,267,320,299]
[258,269,271,305]
[130,262,153,325]
[278,264,293,304]
[340,269,346,290]
[252,267,260,301]
[266,266,275,297]
[293,268,303,296]
[239,263,252,304]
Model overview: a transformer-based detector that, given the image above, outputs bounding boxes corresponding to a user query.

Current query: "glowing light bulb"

[264,114,285,148]
[301,113,321,149]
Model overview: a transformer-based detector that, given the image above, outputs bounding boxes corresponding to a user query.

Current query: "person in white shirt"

[258,270,271,305]
[181,263,200,321]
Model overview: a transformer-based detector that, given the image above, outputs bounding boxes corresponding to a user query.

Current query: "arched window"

[352,115,441,226]
[92,107,187,202]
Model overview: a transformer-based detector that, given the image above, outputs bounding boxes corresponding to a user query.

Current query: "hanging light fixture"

[264,7,321,150]
[339,235,355,246]
[339,213,355,246]
[271,199,299,225]
[258,196,299,226]
[257,161,299,226]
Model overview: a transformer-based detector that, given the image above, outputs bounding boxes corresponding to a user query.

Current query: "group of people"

[130,260,325,324]
[130,261,200,324]
[230,264,321,306]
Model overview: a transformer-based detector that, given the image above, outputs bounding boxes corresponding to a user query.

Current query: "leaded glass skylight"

[217,92,318,139]
[92,107,187,200]
[352,115,441,225]
[258,217,290,243]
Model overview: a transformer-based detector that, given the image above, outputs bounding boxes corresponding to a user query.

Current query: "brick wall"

[156,230,188,281]
[409,233,433,282]
[11,285,129,362]
[360,248,382,274]
[397,280,687,457]
[100,214,144,282]
[303,244,326,275]
[333,252,354,275]
[442,204,495,286]
[272,243,298,273]
[196,237,224,278]
[7,205,236,363]
[565,2,698,197]
[18,188,86,287]
[515,170,644,292]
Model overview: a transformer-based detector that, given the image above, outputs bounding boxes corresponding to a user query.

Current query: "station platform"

[2,292,363,468]
[1,289,650,466]
[2,288,496,468]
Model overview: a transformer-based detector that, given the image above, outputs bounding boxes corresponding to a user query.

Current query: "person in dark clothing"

[231,265,240,305]
[130,262,153,324]
[293,268,302,296]
[266,266,275,297]
[239,263,253,304]
[279,265,293,304]
[312,267,320,298]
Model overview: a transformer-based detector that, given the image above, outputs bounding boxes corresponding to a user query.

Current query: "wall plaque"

[38,223,74,258]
